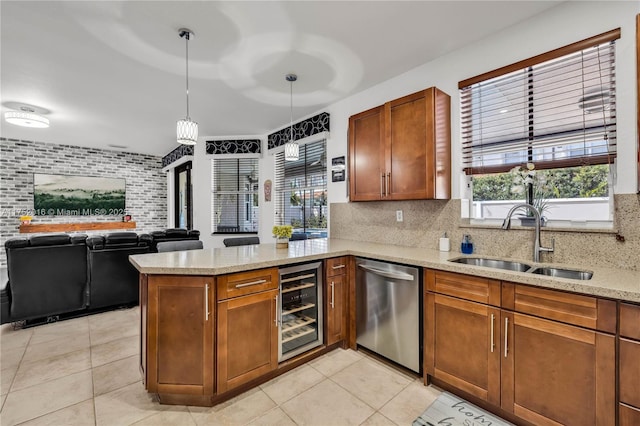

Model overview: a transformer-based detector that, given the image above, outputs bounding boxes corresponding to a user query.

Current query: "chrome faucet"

[502,203,554,263]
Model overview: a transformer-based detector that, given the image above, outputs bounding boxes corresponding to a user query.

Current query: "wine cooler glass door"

[279,262,323,361]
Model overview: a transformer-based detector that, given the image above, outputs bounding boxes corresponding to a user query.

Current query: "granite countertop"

[129,238,640,303]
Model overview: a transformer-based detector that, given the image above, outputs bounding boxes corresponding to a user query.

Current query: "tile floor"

[0,307,441,425]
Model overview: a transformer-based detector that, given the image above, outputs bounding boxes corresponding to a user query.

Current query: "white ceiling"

[0,1,562,157]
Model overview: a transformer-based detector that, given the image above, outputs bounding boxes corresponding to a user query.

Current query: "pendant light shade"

[284,73,298,161]
[177,28,198,145]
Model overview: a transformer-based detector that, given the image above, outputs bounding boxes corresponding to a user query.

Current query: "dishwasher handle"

[358,264,415,281]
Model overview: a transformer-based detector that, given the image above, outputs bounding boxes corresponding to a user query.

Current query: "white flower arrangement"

[510,163,551,217]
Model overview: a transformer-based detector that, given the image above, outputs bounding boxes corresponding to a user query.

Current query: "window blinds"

[460,31,618,175]
[274,140,327,232]
[211,158,259,233]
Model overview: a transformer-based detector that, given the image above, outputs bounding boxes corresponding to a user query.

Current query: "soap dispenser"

[461,234,473,254]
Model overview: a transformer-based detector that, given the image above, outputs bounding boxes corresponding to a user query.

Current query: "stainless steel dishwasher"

[355,257,421,373]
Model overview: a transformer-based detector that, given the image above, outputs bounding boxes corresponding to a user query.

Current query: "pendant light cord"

[185,32,190,119]
[289,79,293,142]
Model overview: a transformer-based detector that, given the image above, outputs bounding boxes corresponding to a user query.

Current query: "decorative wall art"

[33,173,126,215]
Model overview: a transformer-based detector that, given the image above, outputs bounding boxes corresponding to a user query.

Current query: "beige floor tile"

[360,412,398,426]
[260,364,324,405]
[0,346,25,373]
[89,322,138,347]
[17,399,95,426]
[131,406,196,426]
[0,393,5,411]
[281,379,374,426]
[29,318,89,346]
[89,308,138,334]
[91,334,138,367]
[21,332,90,364]
[0,326,33,351]
[11,348,91,392]
[379,382,441,425]
[0,369,93,426]
[190,388,276,425]
[93,354,141,396]
[1,367,17,396]
[246,407,296,426]
[94,381,167,426]
[308,348,362,377]
[331,357,412,410]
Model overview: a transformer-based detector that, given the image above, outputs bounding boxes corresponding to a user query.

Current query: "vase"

[275,237,289,249]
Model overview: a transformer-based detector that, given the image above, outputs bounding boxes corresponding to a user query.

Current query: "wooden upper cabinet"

[349,87,451,201]
[348,105,385,201]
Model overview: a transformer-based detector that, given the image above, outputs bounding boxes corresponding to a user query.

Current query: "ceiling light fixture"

[284,73,299,161]
[4,107,49,128]
[176,28,198,145]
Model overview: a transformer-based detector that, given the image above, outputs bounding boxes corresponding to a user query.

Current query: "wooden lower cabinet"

[145,275,214,396]
[217,289,279,393]
[426,271,617,426]
[325,257,348,346]
[425,293,500,405]
[619,302,640,423]
[501,311,615,426]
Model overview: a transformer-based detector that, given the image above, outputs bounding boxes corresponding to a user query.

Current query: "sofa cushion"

[5,238,28,249]
[29,234,72,247]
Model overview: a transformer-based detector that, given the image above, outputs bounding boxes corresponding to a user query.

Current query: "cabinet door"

[348,106,385,201]
[217,289,278,393]
[146,275,214,396]
[326,273,346,346]
[620,338,640,409]
[386,88,450,200]
[425,293,501,405]
[501,311,615,426]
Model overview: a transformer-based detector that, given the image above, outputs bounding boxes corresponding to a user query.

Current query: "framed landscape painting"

[33,174,126,215]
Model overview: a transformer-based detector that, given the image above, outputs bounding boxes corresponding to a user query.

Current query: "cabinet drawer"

[620,338,640,408]
[620,303,640,340]
[620,403,640,426]
[217,268,278,300]
[326,257,348,277]
[425,269,500,306]
[502,282,616,333]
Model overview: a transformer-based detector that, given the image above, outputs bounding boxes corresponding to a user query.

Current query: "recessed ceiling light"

[4,107,50,128]
[499,109,509,114]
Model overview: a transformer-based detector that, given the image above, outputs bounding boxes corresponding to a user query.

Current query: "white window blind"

[274,140,327,237]
[211,158,259,234]
[460,30,618,175]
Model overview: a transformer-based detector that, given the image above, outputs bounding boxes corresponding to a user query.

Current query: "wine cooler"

[278,262,323,361]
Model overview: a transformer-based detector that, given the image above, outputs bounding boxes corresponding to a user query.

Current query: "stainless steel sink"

[449,257,532,272]
[529,267,593,280]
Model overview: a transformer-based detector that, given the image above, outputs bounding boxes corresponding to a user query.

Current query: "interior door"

[175,161,192,229]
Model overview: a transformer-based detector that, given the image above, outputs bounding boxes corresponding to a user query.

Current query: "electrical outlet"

[396,210,403,222]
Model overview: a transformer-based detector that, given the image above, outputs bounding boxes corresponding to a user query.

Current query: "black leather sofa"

[3,234,89,324]
[86,232,152,310]
[2,229,200,326]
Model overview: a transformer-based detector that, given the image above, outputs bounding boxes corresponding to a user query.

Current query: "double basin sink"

[449,257,593,280]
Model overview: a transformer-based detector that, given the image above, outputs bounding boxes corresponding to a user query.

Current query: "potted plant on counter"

[272,225,293,249]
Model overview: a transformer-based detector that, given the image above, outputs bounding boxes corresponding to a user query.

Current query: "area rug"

[413,392,514,426]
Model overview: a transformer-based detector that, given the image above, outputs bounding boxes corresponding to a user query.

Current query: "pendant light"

[176,28,198,145]
[284,73,299,161]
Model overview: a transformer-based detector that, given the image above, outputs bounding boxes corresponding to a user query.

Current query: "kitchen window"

[460,29,619,226]
[274,140,327,238]
[211,158,259,234]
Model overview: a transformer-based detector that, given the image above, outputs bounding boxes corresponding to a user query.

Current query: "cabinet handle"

[274,295,279,328]
[386,173,390,196]
[330,281,335,309]
[380,174,385,198]
[235,279,267,288]
[504,317,509,358]
[332,264,346,270]
[490,314,495,353]
[205,283,210,321]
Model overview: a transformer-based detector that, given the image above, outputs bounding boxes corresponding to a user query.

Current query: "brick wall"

[0,138,167,266]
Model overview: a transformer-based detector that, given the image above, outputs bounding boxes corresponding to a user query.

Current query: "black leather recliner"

[4,234,88,323]
[86,232,152,310]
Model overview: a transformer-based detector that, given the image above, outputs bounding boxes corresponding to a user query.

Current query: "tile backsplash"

[330,194,640,271]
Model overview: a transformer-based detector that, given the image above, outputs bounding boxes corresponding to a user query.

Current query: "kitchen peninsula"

[130,238,640,424]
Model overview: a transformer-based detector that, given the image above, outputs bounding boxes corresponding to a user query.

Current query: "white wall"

[187,1,639,246]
